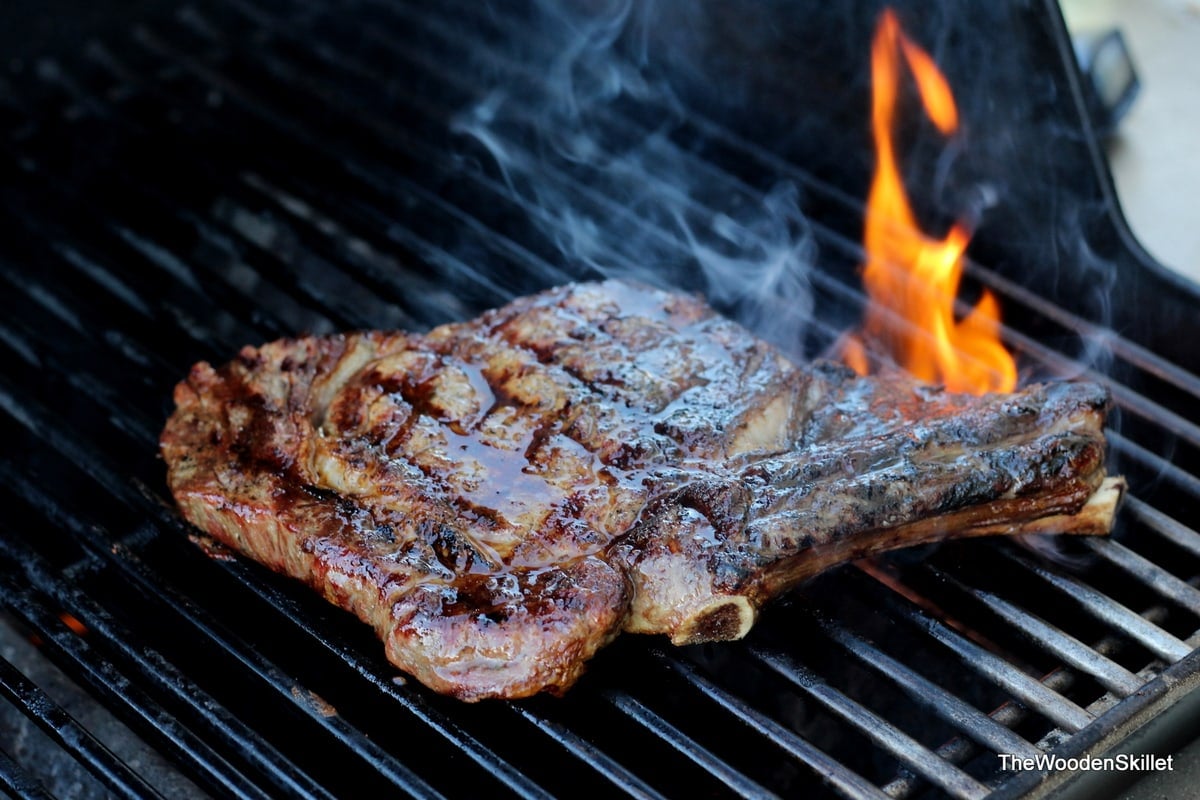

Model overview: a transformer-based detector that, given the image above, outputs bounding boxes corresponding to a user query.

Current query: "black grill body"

[2,2,1200,799]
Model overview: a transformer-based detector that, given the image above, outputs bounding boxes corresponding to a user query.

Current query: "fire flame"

[842,9,1017,395]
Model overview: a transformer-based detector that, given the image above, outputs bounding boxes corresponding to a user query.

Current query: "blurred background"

[1062,0,1200,286]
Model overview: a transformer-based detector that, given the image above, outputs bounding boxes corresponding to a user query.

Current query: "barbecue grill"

[3,0,1200,798]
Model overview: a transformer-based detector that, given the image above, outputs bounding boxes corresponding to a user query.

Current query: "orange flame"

[842,9,1017,395]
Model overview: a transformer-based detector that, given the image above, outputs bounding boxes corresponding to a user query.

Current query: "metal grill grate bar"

[1125,496,1200,558]
[606,691,780,800]
[67,41,517,322]
[928,575,1143,697]
[3,154,337,345]
[1083,538,1200,617]
[997,550,1193,663]
[190,550,558,799]
[0,653,167,800]
[747,646,992,800]
[0,557,278,800]
[0,47,1161,762]
[506,706,670,800]
[0,207,259,361]
[654,652,892,800]
[845,569,1095,732]
[816,617,1043,760]
[1106,432,1200,502]
[116,25,572,294]
[0,746,53,800]
[63,0,844,369]
[21,82,421,341]
[953,261,1200,404]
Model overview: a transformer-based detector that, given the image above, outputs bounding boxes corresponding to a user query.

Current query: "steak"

[160,280,1122,700]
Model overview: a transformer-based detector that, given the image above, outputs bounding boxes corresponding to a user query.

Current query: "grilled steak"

[160,280,1122,700]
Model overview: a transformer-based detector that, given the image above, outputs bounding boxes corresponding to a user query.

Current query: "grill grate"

[2,0,1200,798]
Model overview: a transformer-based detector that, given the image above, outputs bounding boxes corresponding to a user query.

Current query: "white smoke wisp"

[1013,534,1098,572]
[451,0,819,356]
[672,182,817,350]
[1058,204,1120,380]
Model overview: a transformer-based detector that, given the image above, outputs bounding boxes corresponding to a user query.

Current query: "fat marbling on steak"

[160,280,1123,700]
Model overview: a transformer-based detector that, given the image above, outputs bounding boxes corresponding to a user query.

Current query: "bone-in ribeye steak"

[160,280,1122,700]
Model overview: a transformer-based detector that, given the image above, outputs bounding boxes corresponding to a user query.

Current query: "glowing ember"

[29,612,89,646]
[60,612,88,636]
[841,8,1017,395]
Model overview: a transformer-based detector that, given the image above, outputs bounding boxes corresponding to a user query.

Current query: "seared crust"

[161,280,1119,699]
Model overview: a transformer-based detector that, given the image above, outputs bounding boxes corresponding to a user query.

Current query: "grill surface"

[3,1,1200,798]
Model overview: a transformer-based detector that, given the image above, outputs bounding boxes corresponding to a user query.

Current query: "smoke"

[1056,204,1119,376]
[449,0,1128,390]
[451,0,818,354]
[1014,534,1097,572]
